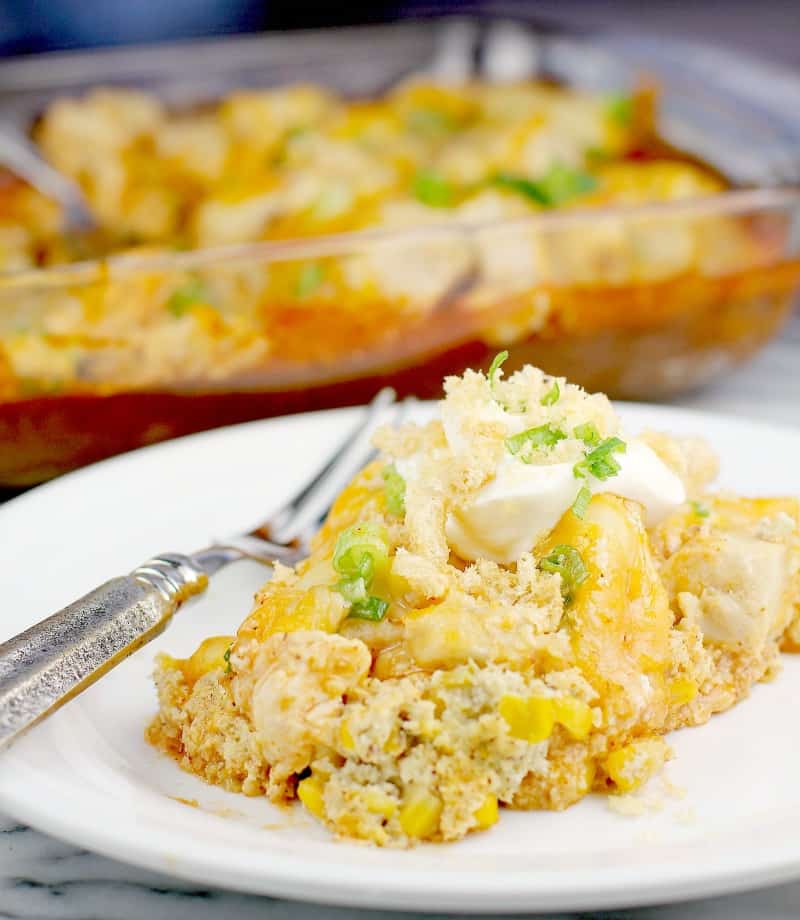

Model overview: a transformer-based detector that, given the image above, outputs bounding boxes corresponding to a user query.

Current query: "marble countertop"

[3,316,800,920]
[3,808,800,920]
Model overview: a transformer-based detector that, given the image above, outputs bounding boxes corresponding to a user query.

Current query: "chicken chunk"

[234,630,371,796]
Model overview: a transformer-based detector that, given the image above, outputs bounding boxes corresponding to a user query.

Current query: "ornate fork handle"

[0,390,398,751]
[0,554,208,749]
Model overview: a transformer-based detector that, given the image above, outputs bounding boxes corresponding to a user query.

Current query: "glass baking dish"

[1,16,799,485]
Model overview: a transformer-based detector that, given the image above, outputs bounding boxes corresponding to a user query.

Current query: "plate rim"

[4,747,800,913]
[2,398,799,520]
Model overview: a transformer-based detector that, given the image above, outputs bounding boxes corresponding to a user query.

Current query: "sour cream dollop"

[398,406,686,564]
[444,440,685,564]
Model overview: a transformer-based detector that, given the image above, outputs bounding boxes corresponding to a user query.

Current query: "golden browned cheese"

[538,494,673,731]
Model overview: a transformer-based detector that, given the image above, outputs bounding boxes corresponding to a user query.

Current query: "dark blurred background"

[1,0,799,67]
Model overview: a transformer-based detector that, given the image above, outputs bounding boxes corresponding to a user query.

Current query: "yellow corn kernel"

[553,697,594,741]
[297,775,326,819]
[605,738,670,794]
[437,669,471,689]
[383,728,404,754]
[372,644,418,680]
[180,635,234,683]
[364,790,397,819]
[473,795,499,830]
[668,678,698,706]
[399,790,443,839]
[499,695,555,744]
[339,720,356,753]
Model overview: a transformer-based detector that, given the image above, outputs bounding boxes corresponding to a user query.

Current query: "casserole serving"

[149,357,800,846]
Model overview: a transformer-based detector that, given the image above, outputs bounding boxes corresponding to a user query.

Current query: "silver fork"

[0,123,96,232]
[0,388,399,750]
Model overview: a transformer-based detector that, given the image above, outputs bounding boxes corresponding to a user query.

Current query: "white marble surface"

[5,808,800,920]
[2,316,800,920]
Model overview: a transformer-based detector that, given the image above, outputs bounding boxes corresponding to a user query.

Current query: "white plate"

[1,403,800,913]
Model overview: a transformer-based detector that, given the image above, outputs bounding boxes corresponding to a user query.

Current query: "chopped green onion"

[167,277,212,317]
[571,485,592,520]
[539,544,589,605]
[574,437,626,481]
[347,596,390,622]
[506,424,566,460]
[223,645,232,674]
[336,576,369,605]
[333,522,390,584]
[492,172,549,205]
[407,108,454,135]
[488,350,508,387]
[488,350,508,385]
[492,164,597,208]
[573,422,601,446]
[538,163,598,205]
[413,169,453,207]
[540,380,560,406]
[296,263,325,298]
[333,523,391,621]
[487,350,513,410]
[381,464,406,517]
[606,93,633,126]
[690,500,710,518]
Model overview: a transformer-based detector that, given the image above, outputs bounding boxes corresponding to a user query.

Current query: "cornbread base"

[146,660,268,798]
[147,638,779,843]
